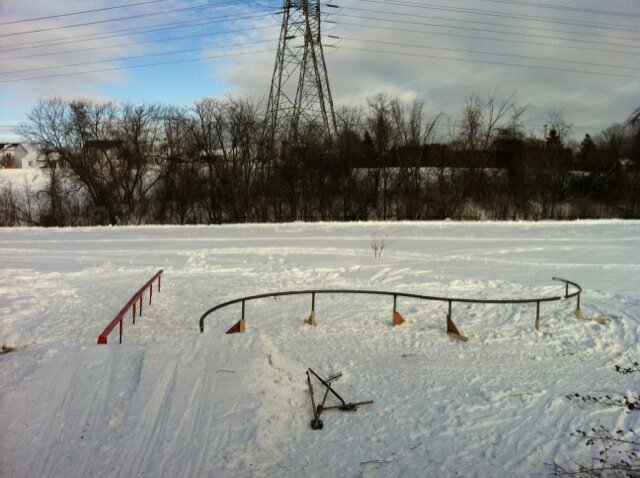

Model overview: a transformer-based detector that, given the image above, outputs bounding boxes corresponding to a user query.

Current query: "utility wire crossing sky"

[0,0,638,141]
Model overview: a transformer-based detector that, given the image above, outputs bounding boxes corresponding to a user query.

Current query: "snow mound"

[1,221,638,477]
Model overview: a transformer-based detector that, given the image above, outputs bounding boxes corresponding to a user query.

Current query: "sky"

[0,0,638,143]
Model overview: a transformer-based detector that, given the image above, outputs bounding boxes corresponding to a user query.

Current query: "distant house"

[0,143,28,168]
[20,150,40,168]
[35,149,66,169]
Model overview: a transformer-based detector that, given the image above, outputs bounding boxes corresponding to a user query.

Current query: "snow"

[0,168,45,185]
[0,221,638,477]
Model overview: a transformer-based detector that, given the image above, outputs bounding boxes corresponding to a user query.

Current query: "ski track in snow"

[0,221,638,477]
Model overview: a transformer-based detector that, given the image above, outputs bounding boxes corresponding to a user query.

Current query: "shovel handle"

[320,400,374,411]
[307,372,320,420]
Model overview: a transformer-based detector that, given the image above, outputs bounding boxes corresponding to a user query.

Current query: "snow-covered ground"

[1,221,638,477]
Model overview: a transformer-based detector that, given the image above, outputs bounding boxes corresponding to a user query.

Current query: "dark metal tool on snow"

[306,368,373,430]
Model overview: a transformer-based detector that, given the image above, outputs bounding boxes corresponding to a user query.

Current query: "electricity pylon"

[265,0,337,145]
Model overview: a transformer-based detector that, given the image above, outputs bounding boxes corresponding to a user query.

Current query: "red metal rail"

[97,270,163,344]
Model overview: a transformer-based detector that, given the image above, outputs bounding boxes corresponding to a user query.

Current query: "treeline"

[1,94,638,226]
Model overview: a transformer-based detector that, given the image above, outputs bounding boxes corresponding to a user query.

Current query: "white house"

[21,150,41,168]
[0,143,28,168]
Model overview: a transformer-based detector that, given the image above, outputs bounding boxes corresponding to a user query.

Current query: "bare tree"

[191,98,226,222]
[481,91,526,150]
[459,94,483,152]
[390,97,443,219]
[335,105,367,219]
[366,94,395,219]
[154,107,205,224]
[546,108,573,144]
[616,106,640,218]
[370,232,387,258]
[19,99,164,225]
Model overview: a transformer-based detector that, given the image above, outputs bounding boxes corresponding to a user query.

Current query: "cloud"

[0,2,140,105]
[1,0,638,142]
[209,0,640,138]
[0,0,196,126]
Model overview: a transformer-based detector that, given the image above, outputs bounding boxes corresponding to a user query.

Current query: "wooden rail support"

[392,295,405,326]
[535,301,554,337]
[392,311,405,326]
[308,293,317,326]
[446,301,467,341]
[226,319,246,334]
[446,314,467,341]
[227,300,247,334]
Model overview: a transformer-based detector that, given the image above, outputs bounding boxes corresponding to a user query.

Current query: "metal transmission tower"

[265,0,337,144]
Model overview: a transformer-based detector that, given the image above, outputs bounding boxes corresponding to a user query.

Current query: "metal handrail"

[553,276,582,297]
[199,277,582,333]
[97,270,163,344]
[552,276,583,311]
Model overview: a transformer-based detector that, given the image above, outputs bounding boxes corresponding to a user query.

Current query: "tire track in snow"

[117,356,179,477]
[6,346,146,478]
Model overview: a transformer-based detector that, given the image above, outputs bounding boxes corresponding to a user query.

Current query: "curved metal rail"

[553,276,583,308]
[199,277,582,334]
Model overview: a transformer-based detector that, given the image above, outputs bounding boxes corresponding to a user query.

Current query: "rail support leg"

[446,301,467,341]
[139,296,143,317]
[575,294,582,320]
[119,317,123,344]
[226,320,246,334]
[535,302,553,337]
[149,284,152,305]
[227,300,246,334]
[392,295,405,326]
[133,303,136,325]
[307,311,317,327]
[307,293,317,326]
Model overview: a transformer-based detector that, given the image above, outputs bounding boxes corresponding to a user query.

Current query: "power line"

[0,48,273,84]
[1,24,278,62]
[355,0,639,32]
[335,35,639,71]
[0,39,276,76]
[335,17,640,56]
[337,45,637,79]
[337,5,640,44]
[0,0,254,38]
[0,10,276,53]
[337,8,639,49]
[3,26,635,83]
[0,0,174,26]
[473,0,640,19]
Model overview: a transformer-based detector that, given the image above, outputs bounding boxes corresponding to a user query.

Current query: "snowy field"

[0,221,638,477]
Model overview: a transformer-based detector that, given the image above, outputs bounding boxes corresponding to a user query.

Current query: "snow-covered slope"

[1,221,638,477]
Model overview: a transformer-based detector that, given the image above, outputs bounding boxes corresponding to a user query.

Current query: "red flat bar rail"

[97,270,163,344]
